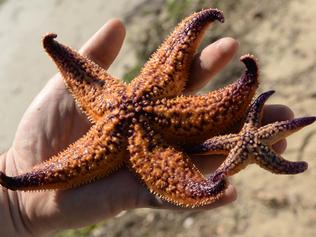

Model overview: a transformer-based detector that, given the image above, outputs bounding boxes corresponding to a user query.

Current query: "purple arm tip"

[0,171,15,190]
[240,54,258,75]
[292,116,316,127]
[249,90,275,111]
[42,33,58,49]
[208,9,225,23]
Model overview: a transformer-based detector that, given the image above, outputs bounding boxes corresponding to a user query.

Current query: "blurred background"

[0,0,315,236]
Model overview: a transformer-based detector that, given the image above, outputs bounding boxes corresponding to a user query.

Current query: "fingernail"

[215,37,239,55]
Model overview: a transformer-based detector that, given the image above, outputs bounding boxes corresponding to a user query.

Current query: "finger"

[262,104,294,154]
[185,37,239,94]
[262,104,294,124]
[198,184,237,210]
[41,169,235,232]
[191,155,225,174]
[272,139,287,154]
[80,18,126,69]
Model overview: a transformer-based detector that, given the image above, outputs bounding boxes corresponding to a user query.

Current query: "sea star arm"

[43,34,127,123]
[258,117,316,144]
[130,8,224,100]
[212,142,307,178]
[212,145,249,177]
[0,118,127,190]
[244,90,275,127]
[244,90,316,144]
[144,55,259,145]
[254,145,308,174]
[127,122,227,207]
[185,134,238,155]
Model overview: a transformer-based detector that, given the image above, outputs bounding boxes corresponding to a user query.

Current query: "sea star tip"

[202,8,225,23]
[43,33,57,46]
[0,171,15,190]
[246,90,275,118]
[292,116,316,127]
[240,54,258,78]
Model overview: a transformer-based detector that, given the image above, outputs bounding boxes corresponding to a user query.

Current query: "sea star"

[186,90,315,182]
[0,8,313,207]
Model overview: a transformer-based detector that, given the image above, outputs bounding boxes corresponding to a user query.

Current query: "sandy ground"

[0,0,315,237]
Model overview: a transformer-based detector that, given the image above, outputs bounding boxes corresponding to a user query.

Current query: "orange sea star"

[0,8,314,207]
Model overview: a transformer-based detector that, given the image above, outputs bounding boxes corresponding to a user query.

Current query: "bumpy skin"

[145,56,258,145]
[0,8,311,207]
[187,91,315,180]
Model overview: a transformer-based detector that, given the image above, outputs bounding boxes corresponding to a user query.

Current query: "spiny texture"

[0,8,313,207]
[145,55,258,145]
[187,91,315,180]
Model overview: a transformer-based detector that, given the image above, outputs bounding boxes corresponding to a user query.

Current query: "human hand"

[0,19,293,237]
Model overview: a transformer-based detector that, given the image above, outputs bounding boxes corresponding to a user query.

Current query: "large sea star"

[0,9,314,207]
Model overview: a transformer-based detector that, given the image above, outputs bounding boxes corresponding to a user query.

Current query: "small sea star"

[187,90,315,181]
[0,8,314,207]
